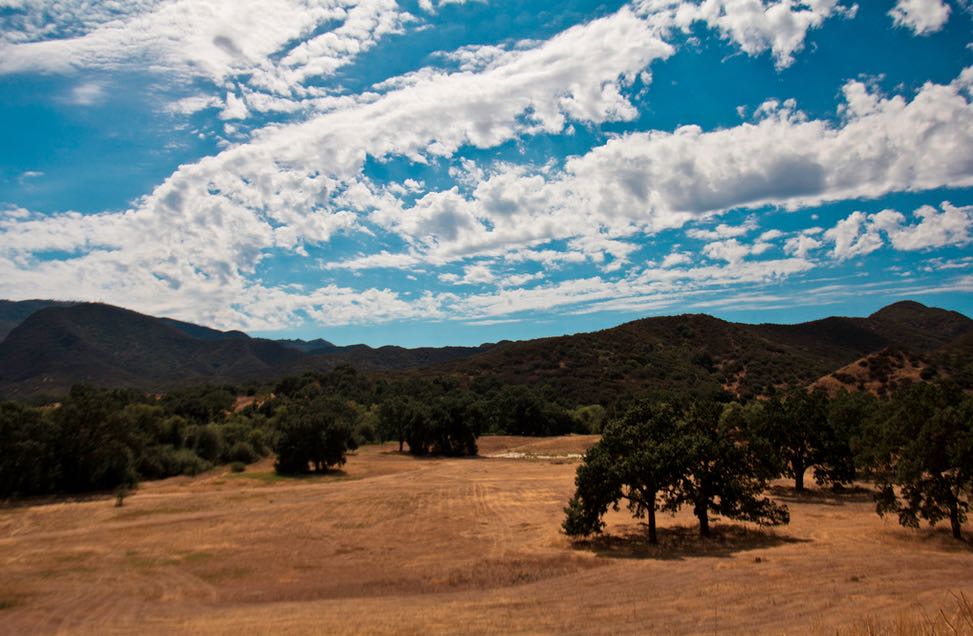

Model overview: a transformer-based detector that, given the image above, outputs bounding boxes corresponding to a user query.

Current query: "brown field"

[1,435,971,635]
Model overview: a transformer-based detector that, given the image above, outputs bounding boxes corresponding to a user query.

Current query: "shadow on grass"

[572,523,808,561]
[226,468,355,485]
[769,484,875,506]
[887,525,973,553]
[0,489,123,511]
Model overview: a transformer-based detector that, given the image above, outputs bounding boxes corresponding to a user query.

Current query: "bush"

[186,424,224,463]
[227,441,258,464]
[167,448,212,476]
[229,461,246,473]
[273,397,357,474]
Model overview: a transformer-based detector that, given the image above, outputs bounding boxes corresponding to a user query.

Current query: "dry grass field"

[1,435,971,635]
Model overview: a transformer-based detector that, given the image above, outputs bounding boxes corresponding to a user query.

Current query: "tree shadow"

[886,525,973,553]
[571,523,808,561]
[769,484,875,506]
[0,490,118,510]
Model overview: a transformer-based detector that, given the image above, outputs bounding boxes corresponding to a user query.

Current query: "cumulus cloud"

[636,0,855,68]
[825,202,973,260]
[783,233,823,258]
[889,0,951,35]
[363,65,973,271]
[0,0,414,112]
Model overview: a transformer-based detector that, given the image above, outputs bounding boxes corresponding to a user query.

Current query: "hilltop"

[0,299,970,400]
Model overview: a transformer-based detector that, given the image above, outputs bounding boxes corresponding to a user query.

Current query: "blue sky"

[1,0,972,347]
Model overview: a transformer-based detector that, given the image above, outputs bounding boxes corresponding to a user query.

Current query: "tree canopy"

[564,398,789,541]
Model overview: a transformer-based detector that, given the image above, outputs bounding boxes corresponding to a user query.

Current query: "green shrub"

[167,448,212,476]
[227,441,257,464]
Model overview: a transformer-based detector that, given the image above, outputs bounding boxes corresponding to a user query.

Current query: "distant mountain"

[0,302,494,397]
[158,317,250,342]
[277,338,339,354]
[0,299,77,342]
[0,303,308,397]
[0,299,969,400]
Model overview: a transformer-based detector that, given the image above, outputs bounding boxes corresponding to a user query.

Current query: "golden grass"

[0,436,970,635]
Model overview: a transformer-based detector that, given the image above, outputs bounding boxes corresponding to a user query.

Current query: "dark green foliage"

[404,395,479,456]
[226,441,258,464]
[273,396,358,474]
[0,401,59,496]
[378,396,417,452]
[163,386,235,424]
[563,401,684,542]
[677,400,789,536]
[0,384,273,497]
[564,399,788,540]
[570,404,607,434]
[869,383,973,540]
[186,424,224,463]
[827,390,877,474]
[489,385,574,436]
[50,385,141,493]
[750,389,856,492]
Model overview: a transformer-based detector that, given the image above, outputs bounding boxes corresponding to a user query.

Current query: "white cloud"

[703,238,751,263]
[889,0,951,35]
[783,233,823,258]
[419,0,484,14]
[0,0,414,112]
[686,217,757,240]
[824,211,884,260]
[637,0,855,69]
[166,94,223,115]
[220,91,249,120]
[661,250,693,268]
[68,81,107,105]
[825,202,973,260]
[759,228,785,241]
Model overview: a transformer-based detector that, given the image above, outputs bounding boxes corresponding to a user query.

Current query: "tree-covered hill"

[0,299,970,401]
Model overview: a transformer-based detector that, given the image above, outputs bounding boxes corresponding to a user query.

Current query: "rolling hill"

[0,299,970,401]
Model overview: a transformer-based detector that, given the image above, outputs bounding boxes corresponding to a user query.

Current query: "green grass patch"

[179,550,214,563]
[225,469,356,485]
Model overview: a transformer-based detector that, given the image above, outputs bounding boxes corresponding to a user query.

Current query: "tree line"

[564,383,973,541]
[0,366,600,497]
[2,365,969,543]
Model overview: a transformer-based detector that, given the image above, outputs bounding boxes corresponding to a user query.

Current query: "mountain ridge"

[0,299,970,400]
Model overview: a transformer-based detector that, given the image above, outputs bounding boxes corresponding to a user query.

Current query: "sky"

[1,0,972,347]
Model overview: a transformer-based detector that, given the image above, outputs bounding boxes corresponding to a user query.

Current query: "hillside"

[0,303,494,397]
[0,299,77,342]
[0,304,309,397]
[423,302,973,404]
[811,347,935,396]
[0,299,970,400]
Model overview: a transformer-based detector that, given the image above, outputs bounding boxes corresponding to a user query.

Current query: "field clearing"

[1,434,971,635]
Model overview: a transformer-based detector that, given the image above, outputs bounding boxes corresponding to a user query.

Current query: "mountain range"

[0,299,970,401]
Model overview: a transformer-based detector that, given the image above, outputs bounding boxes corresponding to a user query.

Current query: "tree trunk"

[696,500,710,538]
[648,497,657,545]
[794,457,805,493]
[949,499,963,540]
[398,437,404,453]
